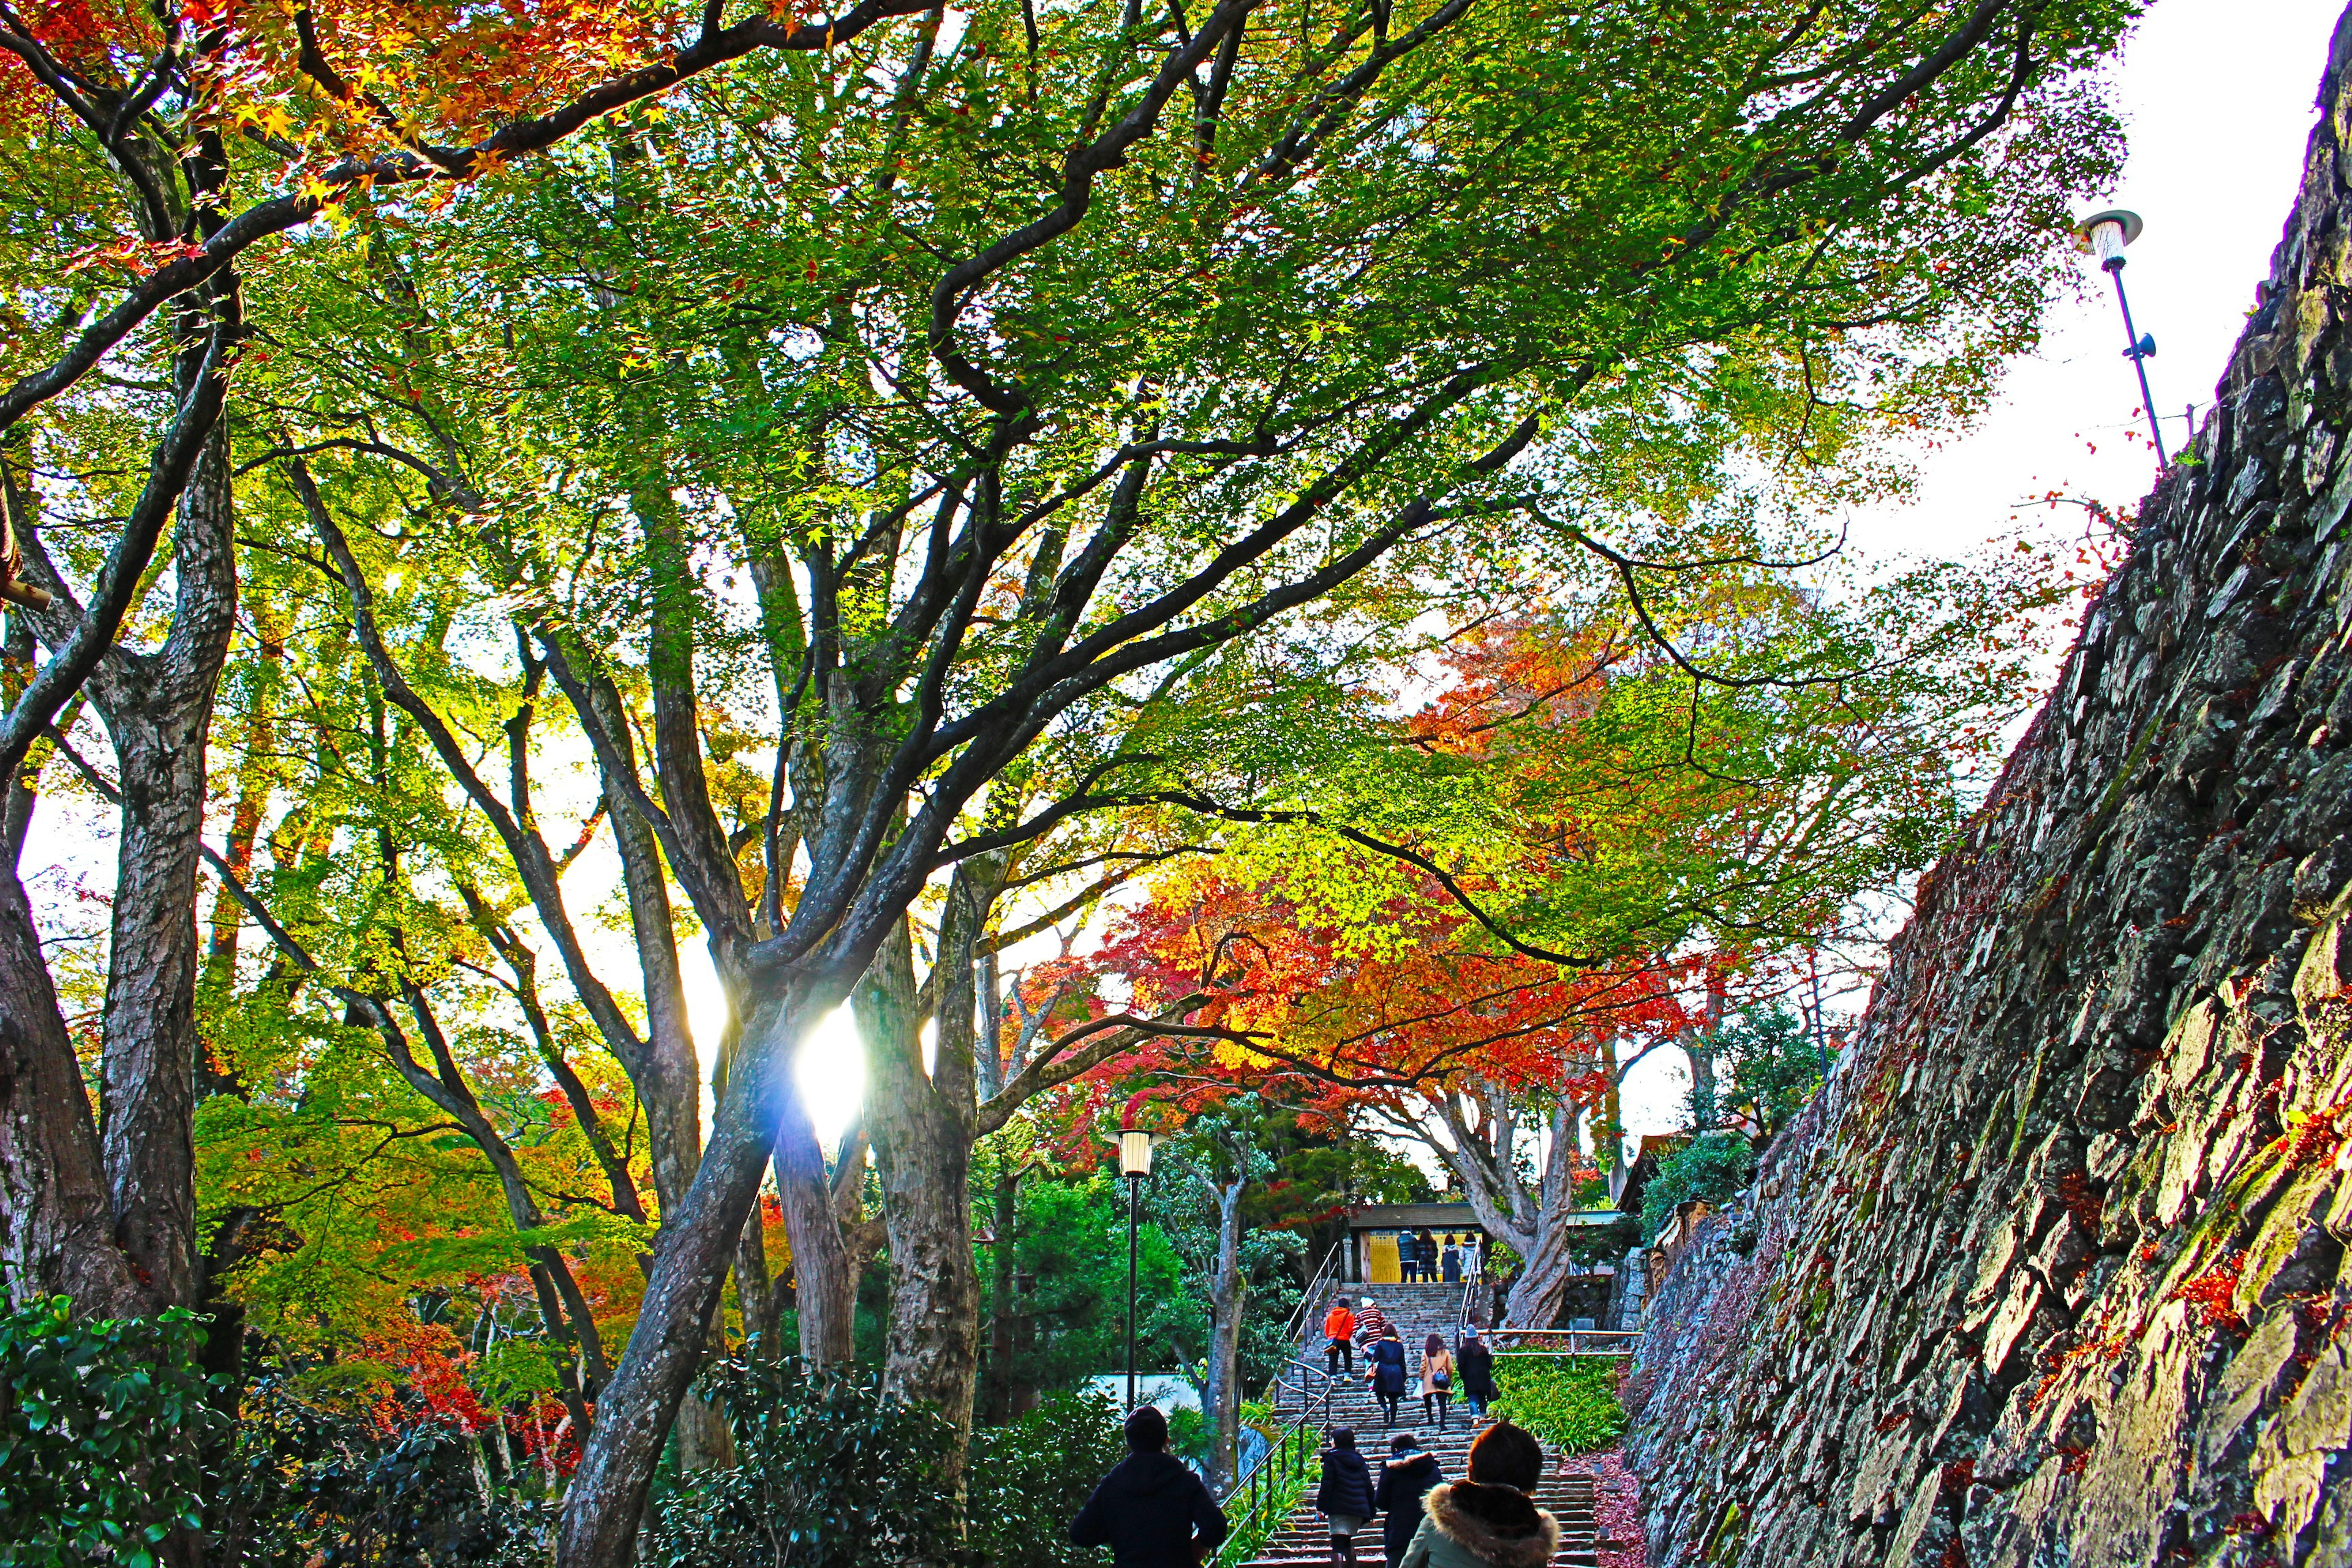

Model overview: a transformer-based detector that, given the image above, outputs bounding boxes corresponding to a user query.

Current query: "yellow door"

[1366,1233,1401,1284]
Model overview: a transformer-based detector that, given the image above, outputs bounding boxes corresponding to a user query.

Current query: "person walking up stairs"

[1242,1285,1599,1568]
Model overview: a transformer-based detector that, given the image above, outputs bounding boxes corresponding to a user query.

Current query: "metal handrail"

[1218,1352,1338,1564]
[1284,1242,1344,1349]
[1488,1326,1638,1357]
[1262,1241,1344,1407]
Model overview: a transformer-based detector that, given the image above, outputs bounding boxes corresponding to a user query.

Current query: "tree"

[1636,1133,1756,1244]
[1141,1102,1300,1492]
[1687,1003,1827,1140]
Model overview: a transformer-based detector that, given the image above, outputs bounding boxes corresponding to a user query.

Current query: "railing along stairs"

[1213,1241,1345,1559]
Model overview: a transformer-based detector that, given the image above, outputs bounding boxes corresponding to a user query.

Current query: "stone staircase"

[1232,1284,1599,1567]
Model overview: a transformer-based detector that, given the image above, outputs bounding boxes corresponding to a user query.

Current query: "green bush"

[652,1360,1137,1568]
[648,1356,964,1567]
[0,1298,214,1568]
[1638,1132,1757,1243]
[1487,1356,1625,1457]
[966,1390,1128,1568]
[210,1367,551,1566]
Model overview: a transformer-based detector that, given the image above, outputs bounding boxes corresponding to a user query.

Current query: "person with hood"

[1071,1404,1230,1566]
[1397,1422,1559,1568]
[1455,1330,1495,1420]
[1417,1333,1455,1430]
[1364,1328,1409,1428]
[1374,1433,1444,1568]
[1314,1426,1378,1566]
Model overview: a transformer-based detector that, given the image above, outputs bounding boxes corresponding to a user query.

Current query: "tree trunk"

[1498,1210,1578,1332]
[775,1066,858,1364]
[0,861,147,1315]
[736,1200,776,1354]
[983,1163,1021,1422]
[1438,1091,1583,1332]
[1202,1176,1247,1493]
[582,671,735,1470]
[862,917,982,1474]
[559,979,835,1564]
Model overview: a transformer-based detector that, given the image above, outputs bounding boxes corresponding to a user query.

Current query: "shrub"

[210,1368,552,1566]
[1638,1133,1757,1243]
[1487,1356,1626,1457]
[966,1389,1128,1568]
[0,1298,213,1568]
[647,1356,964,1567]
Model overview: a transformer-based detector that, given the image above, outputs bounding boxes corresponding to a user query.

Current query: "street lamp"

[2076,208,2168,470]
[1119,1125,1158,1413]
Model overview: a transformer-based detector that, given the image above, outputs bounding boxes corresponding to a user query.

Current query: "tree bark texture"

[557,982,835,1565]
[861,917,982,1466]
[1201,1175,1247,1493]
[982,1163,1021,1422]
[0,429,236,1321]
[0,862,148,1316]
[1431,1088,1584,1331]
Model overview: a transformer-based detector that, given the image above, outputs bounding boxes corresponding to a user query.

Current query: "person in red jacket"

[1324,1299,1358,1374]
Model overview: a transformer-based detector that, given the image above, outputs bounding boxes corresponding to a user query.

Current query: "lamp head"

[2073,208,2143,273]
[1118,1126,1156,1178]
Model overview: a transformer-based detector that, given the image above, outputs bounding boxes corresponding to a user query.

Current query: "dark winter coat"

[1366,1336,1409,1396]
[1070,1450,1231,1566]
[1397,1481,1559,1568]
[1455,1340,1495,1402]
[1316,1447,1378,1520]
[1374,1450,1444,1564]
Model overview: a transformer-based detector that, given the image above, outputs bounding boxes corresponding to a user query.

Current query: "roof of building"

[1346,1202,1624,1231]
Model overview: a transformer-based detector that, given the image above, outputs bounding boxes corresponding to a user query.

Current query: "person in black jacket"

[1455,1330,1496,1420]
[1071,1406,1230,1567]
[1374,1433,1444,1568]
[1314,1426,1378,1566]
[1365,1330,1409,1428]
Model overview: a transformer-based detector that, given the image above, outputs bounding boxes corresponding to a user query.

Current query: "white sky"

[18,0,2342,1162]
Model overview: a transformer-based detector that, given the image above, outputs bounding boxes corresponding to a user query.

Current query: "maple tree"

[1067,554,2072,1325]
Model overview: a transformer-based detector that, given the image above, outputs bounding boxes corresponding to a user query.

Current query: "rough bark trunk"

[983,1163,1021,1422]
[735,1199,775,1354]
[1202,1175,1247,1493]
[1436,1091,1583,1331]
[0,861,147,1315]
[559,981,833,1564]
[862,918,981,1468]
[776,1068,858,1364]
[1498,1210,1579,1332]
[581,671,735,1471]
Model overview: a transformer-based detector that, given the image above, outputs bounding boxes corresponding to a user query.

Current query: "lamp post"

[2076,208,2168,470]
[1118,1125,1157,1412]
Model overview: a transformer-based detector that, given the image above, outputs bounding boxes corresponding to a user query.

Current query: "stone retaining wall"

[1624,12,2352,1566]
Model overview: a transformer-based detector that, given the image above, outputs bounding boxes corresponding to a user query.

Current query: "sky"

[18,0,2347,1166]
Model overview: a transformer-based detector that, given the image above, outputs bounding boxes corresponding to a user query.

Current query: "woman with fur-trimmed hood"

[1396,1422,1559,1568]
